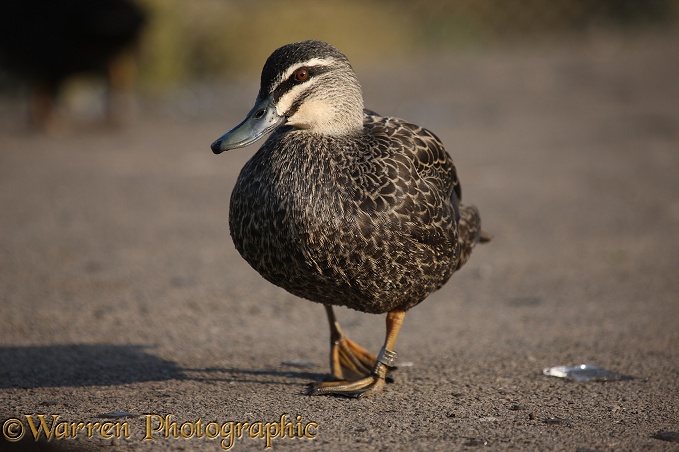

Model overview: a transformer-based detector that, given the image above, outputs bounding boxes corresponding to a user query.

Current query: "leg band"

[376,348,398,368]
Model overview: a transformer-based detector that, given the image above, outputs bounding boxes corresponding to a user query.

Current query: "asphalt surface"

[1,32,678,451]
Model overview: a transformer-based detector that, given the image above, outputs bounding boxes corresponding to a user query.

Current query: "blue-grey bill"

[211,96,285,154]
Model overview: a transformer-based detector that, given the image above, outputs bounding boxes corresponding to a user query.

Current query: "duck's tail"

[456,204,492,270]
[479,230,494,243]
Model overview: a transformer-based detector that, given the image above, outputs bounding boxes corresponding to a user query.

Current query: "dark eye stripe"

[272,65,331,102]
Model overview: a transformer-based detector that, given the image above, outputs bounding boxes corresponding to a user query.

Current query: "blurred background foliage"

[134,0,679,92]
[0,0,677,113]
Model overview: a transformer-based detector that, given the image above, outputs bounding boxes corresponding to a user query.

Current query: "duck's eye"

[294,68,309,82]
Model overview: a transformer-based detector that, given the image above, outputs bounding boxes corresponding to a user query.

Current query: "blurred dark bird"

[211,40,491,397]
[0,0,145,130]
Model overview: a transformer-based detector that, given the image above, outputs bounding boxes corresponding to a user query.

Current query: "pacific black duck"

[211,40,491,397]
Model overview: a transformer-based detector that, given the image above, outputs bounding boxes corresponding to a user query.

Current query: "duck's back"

[229,112,471,314]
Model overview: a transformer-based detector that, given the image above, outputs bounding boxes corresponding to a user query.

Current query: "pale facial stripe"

[278,57,337,84]
[273,57,338,116]
[276,83,314,116]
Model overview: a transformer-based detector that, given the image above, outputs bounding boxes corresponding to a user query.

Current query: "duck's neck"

[288,101,364,136]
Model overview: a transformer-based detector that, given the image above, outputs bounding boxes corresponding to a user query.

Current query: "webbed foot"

[308,359,391,398]
[310,306,405,398]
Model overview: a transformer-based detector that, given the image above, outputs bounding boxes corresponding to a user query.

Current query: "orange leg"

[324,305,377,380]
[309,307,405,398]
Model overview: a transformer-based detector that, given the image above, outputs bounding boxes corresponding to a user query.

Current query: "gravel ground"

[1,32,678,451]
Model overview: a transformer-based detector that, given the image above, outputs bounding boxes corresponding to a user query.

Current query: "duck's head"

[211,40,364,154]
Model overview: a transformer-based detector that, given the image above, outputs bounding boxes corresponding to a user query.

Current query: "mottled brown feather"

[229,109,487,314]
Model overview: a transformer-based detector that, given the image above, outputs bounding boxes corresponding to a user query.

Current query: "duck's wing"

[363,110,460,202]
[362,111,461,225]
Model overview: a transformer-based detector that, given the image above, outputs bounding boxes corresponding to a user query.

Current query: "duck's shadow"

[0,344,325,389]
[183,366,325,386]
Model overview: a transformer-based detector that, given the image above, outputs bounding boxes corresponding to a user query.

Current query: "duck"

[211,40,491,397]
